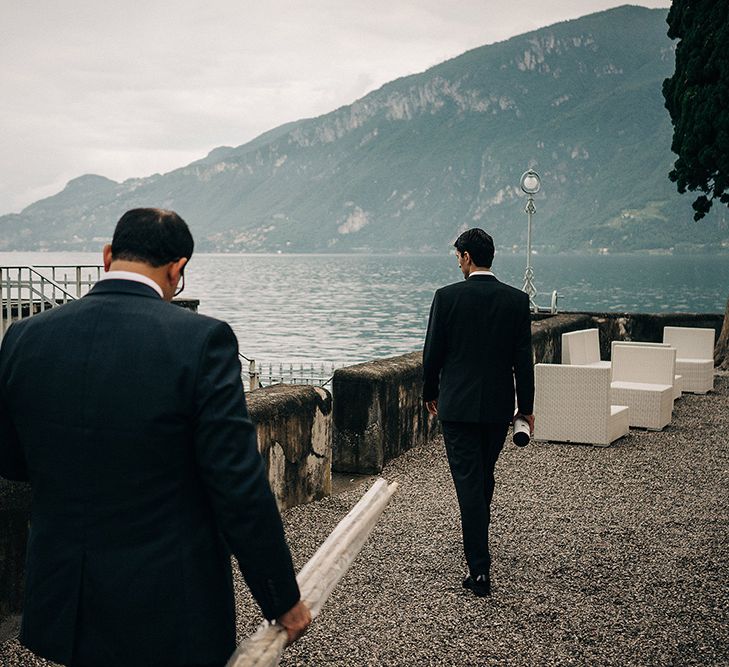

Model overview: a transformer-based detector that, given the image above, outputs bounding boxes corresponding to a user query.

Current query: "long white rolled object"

[227,478,399,667]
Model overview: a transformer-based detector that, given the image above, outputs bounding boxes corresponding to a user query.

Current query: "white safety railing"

[258,361,336,388]
[2,264,340,393]
[238,354,337,392]
[32,265,103,297]
[1,266,79,338]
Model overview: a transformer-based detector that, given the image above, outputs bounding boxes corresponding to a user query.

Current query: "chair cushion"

[611,381,673,392]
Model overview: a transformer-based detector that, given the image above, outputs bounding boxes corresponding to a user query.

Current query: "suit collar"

[466,274,498,282]
[100,270,164,297]
[87,279,163,300]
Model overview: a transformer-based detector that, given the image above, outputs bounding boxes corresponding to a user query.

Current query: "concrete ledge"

[247,384,333,510]
[332,351,438,474]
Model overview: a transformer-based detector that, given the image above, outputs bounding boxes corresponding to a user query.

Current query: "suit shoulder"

[495,281,529,301]
[1,298,80,341]
[161,303,234,337]
[436,280,468,298]
[160,301,214,325]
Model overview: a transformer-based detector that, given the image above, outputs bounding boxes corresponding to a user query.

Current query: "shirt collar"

[469,270,495,277]
[99,270,164,298]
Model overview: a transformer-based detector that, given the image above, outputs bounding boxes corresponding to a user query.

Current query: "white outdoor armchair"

[610,341,682,400]
[610,345,675,430]
[663,326,715,394]
[561,328,611,368]
[534,364,629,446]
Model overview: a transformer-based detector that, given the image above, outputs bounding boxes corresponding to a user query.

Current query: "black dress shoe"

[463,573,491,597]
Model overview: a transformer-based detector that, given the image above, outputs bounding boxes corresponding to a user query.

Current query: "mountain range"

[2,5,728,254]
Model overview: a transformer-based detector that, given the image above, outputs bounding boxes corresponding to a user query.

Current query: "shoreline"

[2,250,729,258]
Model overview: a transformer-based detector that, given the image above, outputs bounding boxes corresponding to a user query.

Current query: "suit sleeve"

[192,321,300,620]
[513,293,535,415]
[422,289,446,402]
[0,327,29,482]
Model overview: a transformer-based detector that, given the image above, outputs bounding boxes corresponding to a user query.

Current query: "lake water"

[1,251,727,367]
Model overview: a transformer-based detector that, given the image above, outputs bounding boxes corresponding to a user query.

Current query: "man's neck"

[108,260,158,280]
[107,260,168,299]
[102,269,164,298]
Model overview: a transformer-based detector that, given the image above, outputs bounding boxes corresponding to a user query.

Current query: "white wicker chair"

[610,345,675,430]
[561,328,611,369]
[610,341,682,400]
[534,364,629,446]
[663,326,715,394]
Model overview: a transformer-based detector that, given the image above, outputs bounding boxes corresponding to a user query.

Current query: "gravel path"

[3,375,727,666]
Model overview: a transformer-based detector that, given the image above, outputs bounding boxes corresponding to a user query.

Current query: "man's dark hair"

[453,228,495,267]
[111,208,194,267]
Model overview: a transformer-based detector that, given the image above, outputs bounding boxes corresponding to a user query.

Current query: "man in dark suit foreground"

[423,228,534,597]
[0,208,310,667]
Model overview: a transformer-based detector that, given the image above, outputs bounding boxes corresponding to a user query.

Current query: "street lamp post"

[520,169,541,312]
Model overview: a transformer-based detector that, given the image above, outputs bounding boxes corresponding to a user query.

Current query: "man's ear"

[169,257,188,282]
[103,244,113,272]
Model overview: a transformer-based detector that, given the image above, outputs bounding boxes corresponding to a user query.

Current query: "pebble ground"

[2,375,727,666]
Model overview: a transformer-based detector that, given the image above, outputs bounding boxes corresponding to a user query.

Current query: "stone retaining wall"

[246,384,332,510]
[332,352,438,474]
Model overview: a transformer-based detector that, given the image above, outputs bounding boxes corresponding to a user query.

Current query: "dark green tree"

[663,0,729,368]
[663,0,729,221]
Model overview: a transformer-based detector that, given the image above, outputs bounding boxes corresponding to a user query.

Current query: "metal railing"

[2,264,340,392]
[32,265,103,297]
[258,361,336,388]
[238,352,259,392]
[238,353,337,392]
[1,266,78,337]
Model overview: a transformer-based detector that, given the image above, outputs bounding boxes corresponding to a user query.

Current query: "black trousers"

[441,420,510,576]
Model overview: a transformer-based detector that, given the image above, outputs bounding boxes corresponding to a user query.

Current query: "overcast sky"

[1,1,671,216]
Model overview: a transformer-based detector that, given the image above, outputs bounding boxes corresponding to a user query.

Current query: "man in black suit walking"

[423,228,534,597]
[0,208,310,667]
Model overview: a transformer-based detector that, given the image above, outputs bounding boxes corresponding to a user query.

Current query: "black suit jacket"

[0,280,300,667]
[423,274,534,422]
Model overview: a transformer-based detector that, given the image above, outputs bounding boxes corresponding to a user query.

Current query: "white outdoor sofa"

[610,341,683,400]
[561,328,610,369]
[534,364,629,446]
[663,326,715,394]
[610,345,675,430]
